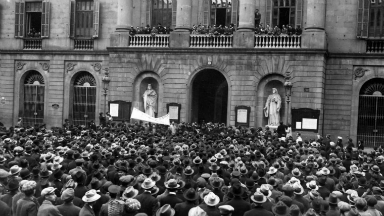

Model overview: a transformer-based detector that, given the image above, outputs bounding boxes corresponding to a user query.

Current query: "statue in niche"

[264,88,281,126]
[143,84,157,117]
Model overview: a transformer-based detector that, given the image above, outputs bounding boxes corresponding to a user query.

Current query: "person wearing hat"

[292,184,310,213]
[244,192,273,216]
[136,178,160,216]
[355,197,371,216]
[211,178,225,202]
[73,171,88,199]
[218,205,234,216]
[159,179,183,208]
[57,188,81,216]
[0,178,19,209]
[199,192,220,216]
[272,201,291,216]
[37,187,61,216]
[156,204,175,216]
[99,185,125,216]
[15,181,39,216]
[80,189,101,216]
[174,188,199,216]
[325,193,340,216]
[220,183,251,216]
[89,178,109,216]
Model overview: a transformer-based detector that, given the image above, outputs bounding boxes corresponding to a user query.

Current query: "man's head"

[41,187,56,202]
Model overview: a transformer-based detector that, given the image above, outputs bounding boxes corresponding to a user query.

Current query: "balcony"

[190,34,233,48]
[255,35,301,49]
[128,34,170,47]
[367,40,384,53]
[23,38,42,50]
[74,39,94,50]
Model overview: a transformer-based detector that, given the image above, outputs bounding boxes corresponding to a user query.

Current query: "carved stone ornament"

[354,67,369,80]
[66,63,77,73]
[16,62,26,70]
[40,62,50,71]
[91,63,102,72]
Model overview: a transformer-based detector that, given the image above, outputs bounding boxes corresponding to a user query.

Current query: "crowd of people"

[129,24,173,36]
[191,24,236,36]
[0,119,381,216]
[255,24,303,36]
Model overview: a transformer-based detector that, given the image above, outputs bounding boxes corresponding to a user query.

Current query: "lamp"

[284,78,293,124]
[102,68,111,114]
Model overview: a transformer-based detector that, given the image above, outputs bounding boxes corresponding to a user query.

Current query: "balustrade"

[23,39,42,50]
[190,35,233,48]
[367,40,384,53]
[254,35,301,48]
[74,39,94,50]
[128,34,170,47]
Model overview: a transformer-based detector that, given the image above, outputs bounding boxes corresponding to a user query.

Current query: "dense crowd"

[255,24,303,36]
[0,119,382,216]
[129,24,173,36]
[191,24,236,36]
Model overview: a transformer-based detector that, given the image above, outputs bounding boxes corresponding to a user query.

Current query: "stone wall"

[0,52,109,128]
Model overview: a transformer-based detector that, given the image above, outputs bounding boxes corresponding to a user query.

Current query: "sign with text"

[235,106,250,127]
[291,108,320,132]
[110,103,119,117]
[167,103,181,123]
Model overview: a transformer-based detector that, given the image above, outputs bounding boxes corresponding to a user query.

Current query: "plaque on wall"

[292,108,320,132]
[167,103,181,123]
[235,106,250,127]
[108,100,131,122]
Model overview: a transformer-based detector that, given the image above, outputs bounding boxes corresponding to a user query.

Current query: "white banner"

[130,108,170,125]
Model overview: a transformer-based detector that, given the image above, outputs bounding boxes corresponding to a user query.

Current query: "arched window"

[21,71,45,127]
[71,72,97,126]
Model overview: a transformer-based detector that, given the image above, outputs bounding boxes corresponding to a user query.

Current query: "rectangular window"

[69,0,100,39]
[368,1,384,37]
[15,0,50,38]
[152,0,173,31]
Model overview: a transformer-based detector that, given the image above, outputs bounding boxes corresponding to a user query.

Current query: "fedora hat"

[267,167,277,175]
[204,192,220,206]
[53,169,63,179]
[257,184,272,197]
[272,201,290,216]
[293,184,304,195]
[9,165,22,176]
[143,167,153,176]
[306,180,319,191]
[192,156,203,164]
[51,162,62,171]
[20,169,31,180]
[251,191,267,203]
[142,178,156,190]
[230,183,244,196]
[329,193,339,205]
[122,186,139,200]
[149,172,161,182]
[164,179,179,189]
[184,166,194,176]
[183,188,199,201]
[372,165,380,173]
[209,163,220,171]
[82,189,101,203]
[156,204,175,216]
[6,179,19,191]
[211,178,223,188]
[40,169,52,178]
[292,168,302,177]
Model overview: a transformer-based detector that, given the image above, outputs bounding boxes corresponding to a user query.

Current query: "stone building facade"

[0,0,383,146]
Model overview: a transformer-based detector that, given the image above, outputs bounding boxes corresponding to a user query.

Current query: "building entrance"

[191,69,228,124]
[357,78,384,147]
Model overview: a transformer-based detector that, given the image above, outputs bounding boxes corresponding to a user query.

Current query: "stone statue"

[264,88,281,126]
[143,84,157,117]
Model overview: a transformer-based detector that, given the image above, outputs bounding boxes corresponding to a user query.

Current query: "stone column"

[305,0,326,30]
[233,0,255,48]
[175,0,192,31]
[116,0,133,31]
[238,0,255,31]
[301,0,327,49]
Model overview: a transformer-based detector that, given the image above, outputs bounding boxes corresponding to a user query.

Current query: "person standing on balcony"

[255,9,261,28]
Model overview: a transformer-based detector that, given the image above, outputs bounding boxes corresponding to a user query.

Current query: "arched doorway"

[191,69,228,124]
[20,71,45,127]
[70,71,97,126]
[357,78,384,147]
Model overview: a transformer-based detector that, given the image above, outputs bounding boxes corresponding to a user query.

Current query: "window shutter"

[14,1,25,38]
[41,0,51,38]
[265,0,272,26]
[203,0,210,26]
[357,0,370,38]
[172,0,177,29]
[295,0,303,28]
[69,0,76,38]
[93,0,100,38]
[231,0,238,26]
